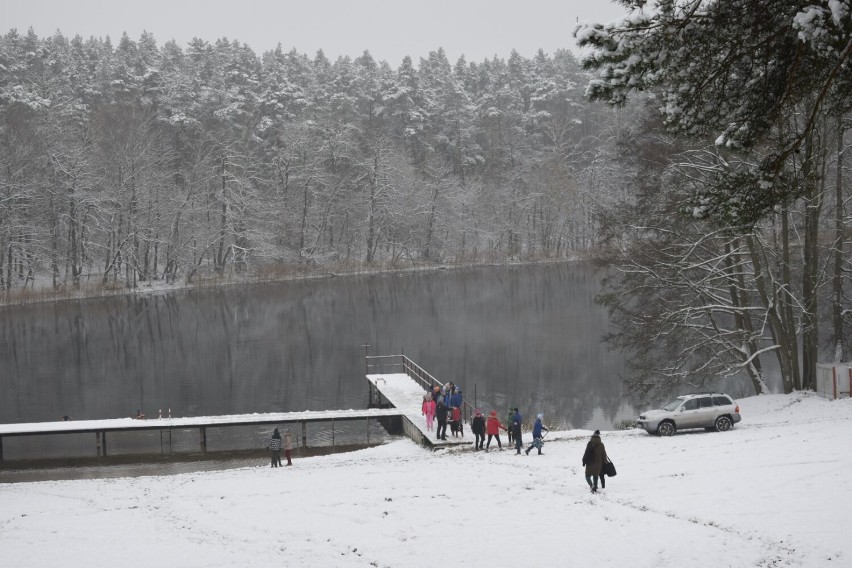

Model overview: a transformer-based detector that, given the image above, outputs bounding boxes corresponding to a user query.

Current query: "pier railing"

[365,354,475,423]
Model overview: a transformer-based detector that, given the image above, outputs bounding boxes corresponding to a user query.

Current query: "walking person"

[422,394,436,431]
[511,407,523,454]
[506,408,515,445]
[268,428,283,468]
[283,428,293,466]
[582,430,607,493]
[436,398,449,440]
[525,413,548,455]
[485,410,506,451]
[471,409,486,450]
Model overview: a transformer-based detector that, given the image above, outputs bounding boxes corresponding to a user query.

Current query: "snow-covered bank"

[0,258,575,308]
[1,392,849,567]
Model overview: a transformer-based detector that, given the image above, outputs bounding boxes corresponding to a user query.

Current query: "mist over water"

[0,262,633,460]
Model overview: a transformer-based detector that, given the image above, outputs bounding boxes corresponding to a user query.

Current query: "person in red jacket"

[485,410,507,451]
[450,405,463,437]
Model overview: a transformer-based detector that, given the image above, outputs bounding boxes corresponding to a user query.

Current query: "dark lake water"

[0,262,634,461]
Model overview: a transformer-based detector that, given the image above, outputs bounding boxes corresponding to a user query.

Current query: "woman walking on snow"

[485,410,506,451]
[583,430,607,493]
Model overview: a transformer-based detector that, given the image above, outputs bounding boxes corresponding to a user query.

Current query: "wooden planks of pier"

[367,370,470,449]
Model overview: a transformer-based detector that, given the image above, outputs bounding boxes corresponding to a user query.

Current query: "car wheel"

[715,416,733,432]
[657,421,676,436]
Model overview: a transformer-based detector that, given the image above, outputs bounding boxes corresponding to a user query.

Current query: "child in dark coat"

[471,409,486,450]
[268,428,283,468]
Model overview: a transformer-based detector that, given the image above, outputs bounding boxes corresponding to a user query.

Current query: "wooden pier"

[366,355,473,449]
[0,355,471,462]
[0,408,403,461]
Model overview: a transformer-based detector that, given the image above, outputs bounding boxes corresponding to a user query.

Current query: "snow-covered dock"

[0,408,404,461]
[0,356,470,461]
[367,372,470,449]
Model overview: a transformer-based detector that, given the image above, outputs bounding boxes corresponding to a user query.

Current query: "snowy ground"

[1,392,849,568]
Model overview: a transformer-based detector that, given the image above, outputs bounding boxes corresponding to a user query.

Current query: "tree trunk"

[831,116,847,362]
[216,156,228,274]
[779,205,801,391]
[725,239,767,395]
[800,133,825,390]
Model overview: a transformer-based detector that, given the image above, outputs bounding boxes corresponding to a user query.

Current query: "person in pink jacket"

[485,410,506,451]
[422,394,436,431]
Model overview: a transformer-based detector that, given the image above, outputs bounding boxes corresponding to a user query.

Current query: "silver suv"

[637,393,741,436]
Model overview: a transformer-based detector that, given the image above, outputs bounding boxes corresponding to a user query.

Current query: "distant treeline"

[0,29,630,291]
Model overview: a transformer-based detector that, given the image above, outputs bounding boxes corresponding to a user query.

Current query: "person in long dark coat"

[471,409,486,450]
[583,430,607,493]
[268,428,283,467]
[511,408,523,454]
[435,399,449,440]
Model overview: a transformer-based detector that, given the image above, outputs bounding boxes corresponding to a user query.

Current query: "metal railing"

[365,354,475,424]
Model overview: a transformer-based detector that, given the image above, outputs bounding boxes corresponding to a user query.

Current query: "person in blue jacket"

[447,388,461,410]
[525,413,548,455]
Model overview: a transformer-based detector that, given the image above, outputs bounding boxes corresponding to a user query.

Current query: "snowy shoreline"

[2,391,850,567]
[0,258,578,308]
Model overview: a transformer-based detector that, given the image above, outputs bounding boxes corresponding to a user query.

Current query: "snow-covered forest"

[1,0,851,401]
[0,28,628,294]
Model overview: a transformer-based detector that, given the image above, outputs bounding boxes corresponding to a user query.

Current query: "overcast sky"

[5,0,630,65]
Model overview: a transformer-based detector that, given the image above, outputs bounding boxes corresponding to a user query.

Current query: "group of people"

[267,427,294,468]
[421,382,464,441]
[424,388,612,493]
[469,409,508,451]
[468,407,549,454]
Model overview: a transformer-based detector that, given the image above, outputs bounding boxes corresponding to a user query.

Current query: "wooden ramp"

[367,373,470,449]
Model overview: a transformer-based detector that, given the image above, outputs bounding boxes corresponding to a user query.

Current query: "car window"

[663,399,684,411]
[713,396,733,406]
[698,397,714,408]
[682,399,700,410]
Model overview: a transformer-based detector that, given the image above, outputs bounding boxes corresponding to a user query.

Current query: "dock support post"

[301,421,307,449]
[367,418,370,444]
[159,429,173,454]
[0,436,3,461]
[96,431,108,457]
[331,419,335,447]
[200,426,207,453]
